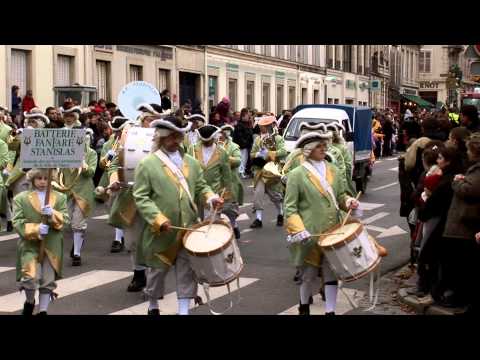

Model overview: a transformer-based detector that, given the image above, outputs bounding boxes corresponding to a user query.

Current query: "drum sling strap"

[154,149,199,219]
[302,162,381,311]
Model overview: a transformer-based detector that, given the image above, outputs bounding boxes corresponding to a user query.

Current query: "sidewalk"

[394,265,468,315]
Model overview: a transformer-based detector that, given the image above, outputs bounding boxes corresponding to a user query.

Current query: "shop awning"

[402,94,435,108]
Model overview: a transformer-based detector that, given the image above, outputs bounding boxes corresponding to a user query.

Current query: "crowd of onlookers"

[397,104,480,314]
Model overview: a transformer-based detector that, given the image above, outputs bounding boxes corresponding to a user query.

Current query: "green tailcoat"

[220,139,244,205]
[133,152,214,269]
[332,142,356,196]
[0,139,9,215]
[284,162,351,267]
[54,148,97,217]
[0,122,12,143]
[13,190,69,280]
[250,135,288,192]
[188,143,233,201]
[97,136,116,191]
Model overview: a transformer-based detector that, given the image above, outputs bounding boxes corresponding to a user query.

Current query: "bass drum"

[121,126,156,184]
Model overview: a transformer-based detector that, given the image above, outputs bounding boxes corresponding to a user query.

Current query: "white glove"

[258,148,268,159]
[421,191,428,202]
[2,169,10,177]
[41,205,53,217]
[287,230,311,245]
[39,224,49,235]
[207,194,220,209]
[107,149,116,159]
[281,175,288,185]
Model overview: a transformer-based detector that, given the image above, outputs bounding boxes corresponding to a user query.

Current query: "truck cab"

[283,104,373,192]
[53,85,98,108]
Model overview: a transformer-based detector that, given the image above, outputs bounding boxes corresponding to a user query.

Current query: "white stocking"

[300,282,312,305]
[115,228,124,242]
[325,284,338,313]
[73,232,84,256]
[178,298,190,315]
[39,293,50,312]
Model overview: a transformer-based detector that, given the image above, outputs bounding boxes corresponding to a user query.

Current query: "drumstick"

[206,188,226,236]
[341,191,362,227]
[170,225,207,233]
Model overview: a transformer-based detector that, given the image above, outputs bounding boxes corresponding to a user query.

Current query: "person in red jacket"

[21,90,36,113]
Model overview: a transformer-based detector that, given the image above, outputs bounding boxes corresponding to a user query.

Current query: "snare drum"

[121,127,155,184]
[318,221,380,283]
[183,220,243,287]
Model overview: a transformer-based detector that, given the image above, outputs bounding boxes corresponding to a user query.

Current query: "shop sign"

[403,89,417,95]
[116,45,173,60]
[420,81,440,89]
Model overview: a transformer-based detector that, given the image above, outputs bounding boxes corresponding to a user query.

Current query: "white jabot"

[36,190,47,206]
[202,143,216,166]
[188,131,199,146]
[310,159,327,180]
[166,150,183,170]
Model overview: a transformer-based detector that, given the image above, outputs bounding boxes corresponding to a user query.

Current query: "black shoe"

[233,227,241,239]
[194,296,204,306]
[6,221,13,232]
[309,296,313,305]
[325,312,335,316]
[406,287,428,298]
[37,311,48,316]
[148,309,160,316]
[298,304,310,315]
[127,270,147,292]
[276,215,284,227]
[72,255,81,266]
[22,301,35,316]
[250,219,263,228]
[70,246,74,259]
[110,240,124,253]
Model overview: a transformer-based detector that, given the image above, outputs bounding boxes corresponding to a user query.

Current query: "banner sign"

[20,128,86,168]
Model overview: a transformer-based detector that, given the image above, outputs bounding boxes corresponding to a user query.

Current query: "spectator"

[88,101,98,111]
[382,115,394,157]
[233,108,254,179]
[231,111,240,126]
[106,102,117,116]
[209,111,222,126]
[45,107,63,128]
[447,127,471,170]
[441,134,480,312]
[191,97,203,115]
[416,145,464,303]
[21,90,36,114]
[460,105,479,133]
[216,97,231,124]
[161,90,172,111]
[11,86,22,124]
[278,111,292,135]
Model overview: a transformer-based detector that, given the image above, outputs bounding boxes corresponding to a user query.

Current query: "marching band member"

[5,109,51,230]
[284,131,359,315]
[250,116,287,228]
[183,114,206,151]
[218,124,243,239]
[326,123,357,196]
[53,128,97,266]
[187,124,233,223]
[133,114,223,315]
[97,116,130,253]
[0,108,12,142]
[13,168,69,315]
[0,138,10,229]
[106,104,160,292]
[61,106,82,129]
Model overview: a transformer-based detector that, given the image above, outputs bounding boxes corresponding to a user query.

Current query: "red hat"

[424,174,441,191]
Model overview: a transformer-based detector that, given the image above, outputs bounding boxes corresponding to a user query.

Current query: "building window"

[297,46,307,64]
[345,99,354,105]
[301,88,308,104]
[276,45,285,59]
[313,89,320,104]
[96,60,111,101]
[364,45,369,74]
[326,45,334,68]
[288,45,297,62]
[228,78,237,112]
[335,45,341,69]
[262,82,270,112]
[129,65,143,81]
[208,76,218,112]
[246,80,255,109]
[261,45,271,57]
[244,45,255,53]
[328,98,333,104]
[276,84,284,116]
[357,45,363,74]
[56,55,74,86]
[288,86,296,109]
[343,45,352,73]
[313,45,321,66]
[158,69,170,94]
[334,98,339,104]
[10,49,30,98]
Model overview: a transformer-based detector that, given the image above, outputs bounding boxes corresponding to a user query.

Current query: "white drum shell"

[322,228,380,282]
[186,238,243,287]
[123,127,155,183]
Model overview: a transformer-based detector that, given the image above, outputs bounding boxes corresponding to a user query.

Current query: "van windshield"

[284,118,335,141]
